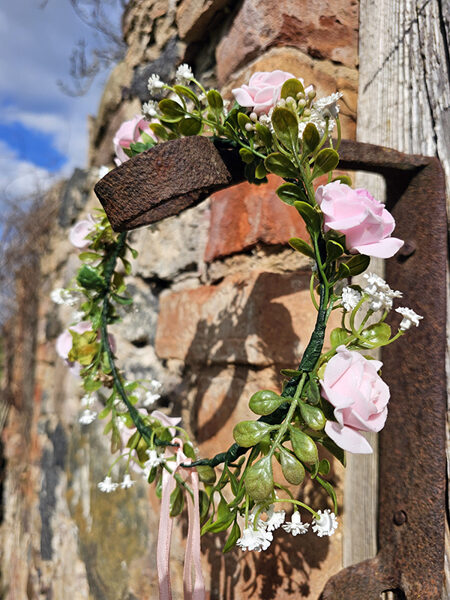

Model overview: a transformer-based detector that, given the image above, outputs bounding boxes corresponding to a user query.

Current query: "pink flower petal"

[325,422,373,454]
[352,237,404,258]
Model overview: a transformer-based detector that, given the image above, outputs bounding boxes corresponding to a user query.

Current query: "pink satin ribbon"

[157,438,205,600]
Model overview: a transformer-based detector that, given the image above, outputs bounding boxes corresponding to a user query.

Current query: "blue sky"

[0,1,124,201]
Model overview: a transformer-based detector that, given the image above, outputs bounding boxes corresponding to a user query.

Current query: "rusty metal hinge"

[95,138,447,599]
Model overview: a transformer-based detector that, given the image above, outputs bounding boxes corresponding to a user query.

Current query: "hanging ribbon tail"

[156,438,206,600]
[183,461,206,600]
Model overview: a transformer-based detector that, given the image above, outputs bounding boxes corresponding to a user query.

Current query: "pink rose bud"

[113,115,155,166]
[316,181,404,258]
[320,346,390,453]
[69,215,96,249]
[232,70,296,115]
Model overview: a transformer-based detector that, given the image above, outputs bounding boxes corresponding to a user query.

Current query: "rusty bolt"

[393,510,407,525]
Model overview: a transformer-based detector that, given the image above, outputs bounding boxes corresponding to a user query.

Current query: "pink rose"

[320,346,390,454]
[232,70,296,115]
[113,115,155,166]
[150,410,181,436]
[69,215,96,249]
[316,181,404,258]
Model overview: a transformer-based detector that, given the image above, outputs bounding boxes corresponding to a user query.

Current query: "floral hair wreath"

[53,64,422,594]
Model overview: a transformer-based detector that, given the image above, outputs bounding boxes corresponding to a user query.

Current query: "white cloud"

[0,140,56,201]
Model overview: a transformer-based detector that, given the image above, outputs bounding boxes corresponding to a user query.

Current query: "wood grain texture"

[356,1,449,597]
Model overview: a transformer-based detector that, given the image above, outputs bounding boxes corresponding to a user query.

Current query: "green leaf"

[312,148,339,177]
[346,254,370,276]
[78,251,101,262]
[179,117,202,136]
[318,458,331,475]
[77,265,105,291]
[255,122,272,146]
[199,490,210,521]
[173,84,199,104]
[302,123,320,156]
[147,466,158,484]
[254,161,268,179]
[306,378,321,405]
[207,89,223,111]
[337,261,351,279]
[123,147,133,158]
[158,99,185,122]
[239,147,255,164]
[233,421,273,447]
[280,78,305,99]
[289,426,318,463]
[245,456,274,502]
[129,142,149,154]
[112,293,133,306]
[279,447,305,485]
[249,390,286,416]
[202,498,234,534]
[140,131,156,146]
[237,112,252,131]
[183,442,196,460]
[300,402,326,431]
[276,183,307,206]
[223,520,241,553]
[98,406,111,419]
[84,378,102,392]
[280,368,302,378]
[170,486,184,517]
[196,465,216,485]
[330,327,349,347]
[293,201,321,231]
[264,152,298,178]
[150,123,169,140]
[316,475,338,514]
[271,107,299,152]
[332,174,352,186]
[289,237,315,259]
[326,240,344,263]
[360,323,391,346]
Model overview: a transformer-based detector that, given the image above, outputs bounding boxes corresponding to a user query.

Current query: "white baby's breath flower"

[120,474,135,489]
[79,409,97,425]
[150,379,162,392]
[312,509,338,537]
[341,286,362,311]
[50,288,78,306]
[143,391,161,407]
[314,92,343,119]
[147,73,165,94]
[395,307,423,331]
[98,476,118,493]
[363,273,402,312]
[236,526,273,552]
[175,63,194,83]
[282,511,309,536]
[142,100,158,119]
[265,508,285,531]
[81,393,95,407]
[144,449,165,470]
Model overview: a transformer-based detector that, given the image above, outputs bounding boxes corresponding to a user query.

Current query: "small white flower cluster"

[341,286,362,311]
[97,474,136,493]
[175,63,194,84]
[142,379,162,407]
[143,448,165,478]
[363,273,403,311]
[237,505,337,551]
[311,509,338,537]
[147,73,165,94]
[79,393,97,425]
[313,92,343,120]
[50,288,78,306]
[142,99,158,119]
[395,306,423,331]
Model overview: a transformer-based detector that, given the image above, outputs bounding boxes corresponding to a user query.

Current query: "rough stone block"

[222,47,358,140]
[176,0,230,42]
[156,269,319,368]
[204,174,308,262]
[216,0,358,84]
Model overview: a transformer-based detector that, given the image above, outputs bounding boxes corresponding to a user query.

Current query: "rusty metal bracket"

[95,138,447,599]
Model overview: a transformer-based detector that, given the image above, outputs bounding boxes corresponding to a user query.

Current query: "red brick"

[205,175,308,262]
[156,270,319,368]
[216,0,358,84]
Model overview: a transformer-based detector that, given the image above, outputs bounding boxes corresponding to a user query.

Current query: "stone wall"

[0,1,359,598]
